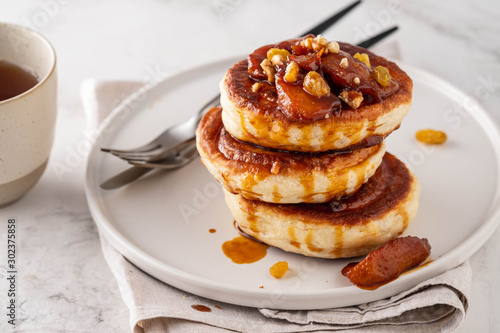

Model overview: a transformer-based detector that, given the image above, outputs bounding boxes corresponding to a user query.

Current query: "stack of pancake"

[196,35,420,259]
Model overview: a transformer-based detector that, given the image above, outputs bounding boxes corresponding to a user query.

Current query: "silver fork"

[101,94,220,162]
[100,139,198,190]
[100,0,363,163]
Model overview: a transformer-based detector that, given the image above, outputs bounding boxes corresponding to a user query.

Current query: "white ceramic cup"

[0,23,57,206]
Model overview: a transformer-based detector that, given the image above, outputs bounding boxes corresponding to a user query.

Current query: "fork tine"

[111,146,169,161]
[114,137,196,162]
[101,141,160,154]
[108,146,166,161]
[128,142,198,169]
[101,98,218,160]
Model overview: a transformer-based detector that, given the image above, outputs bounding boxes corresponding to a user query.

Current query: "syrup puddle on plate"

[222,235,269,264]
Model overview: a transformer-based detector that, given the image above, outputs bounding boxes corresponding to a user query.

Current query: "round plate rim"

[85,56,500,309]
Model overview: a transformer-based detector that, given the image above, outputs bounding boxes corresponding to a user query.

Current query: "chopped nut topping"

[300,37,313,49]
[339,90,364,109]
[416,129,447,144]
[251,82,262,93]
[354,52,371,68]
[353,77,360,85]
[300,35,332,54]
[315,35,328,47]
[312,35,328,51]
[269,261,289,279]
[303,71,331,97]
[284,61,300,83]
[327,41,340,54]
[373,66,392,87]
[271,54,285,66]
[340,57,349,68]
[260,58,276,83]
[312,42,323,52]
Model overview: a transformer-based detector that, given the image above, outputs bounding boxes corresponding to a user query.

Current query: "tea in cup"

[0,23,57,206]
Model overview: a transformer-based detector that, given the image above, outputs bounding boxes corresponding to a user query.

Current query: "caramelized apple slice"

[275,73,340,122]
[342,236,431,290]
[288,54,320,72]
[321,51,399,103]
[248,44,274,80]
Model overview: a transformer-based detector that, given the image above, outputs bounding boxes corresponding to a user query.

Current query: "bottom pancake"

[223,153,420,259]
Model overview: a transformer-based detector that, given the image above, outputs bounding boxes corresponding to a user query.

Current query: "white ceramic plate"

[85,57,500,310]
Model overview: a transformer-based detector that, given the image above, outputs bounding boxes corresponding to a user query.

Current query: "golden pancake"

[197,107,385,204]
[223,153,420,258]
[220,39,412,152]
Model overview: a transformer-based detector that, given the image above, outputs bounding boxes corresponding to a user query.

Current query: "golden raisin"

[284,61,300,83]
[372,66,392,87]
[303,71,330,97]
[354,52,371,68]
[269,261,289,279]
[267,48,291,62]
[416,129,447,144]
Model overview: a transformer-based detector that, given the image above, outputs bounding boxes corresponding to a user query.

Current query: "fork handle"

[300,0,362,37]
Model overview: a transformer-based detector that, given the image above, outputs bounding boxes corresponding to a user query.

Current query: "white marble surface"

[0,0,499,332]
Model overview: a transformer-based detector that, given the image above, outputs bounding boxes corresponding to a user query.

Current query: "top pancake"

[221,39,413,152]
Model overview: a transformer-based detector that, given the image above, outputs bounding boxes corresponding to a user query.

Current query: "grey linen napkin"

[82,78,471,333]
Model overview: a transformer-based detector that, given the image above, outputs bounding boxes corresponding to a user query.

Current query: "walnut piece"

[260,58,276,83]
[327,41,340,54]
[271,54,285,66]
[251,82,262,93]
[300,35,333,55]
[300,37,313,49]
[339,90,364,109]
[312,35,328,51]
[284,61,300,83]
[340,57,349,68]
[303,71,330,97]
